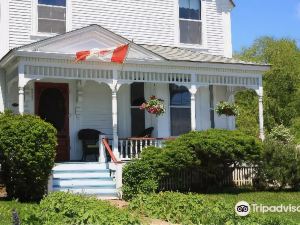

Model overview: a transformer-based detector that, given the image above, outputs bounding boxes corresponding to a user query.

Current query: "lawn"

[205,192,300,223]
[0,200,37,225]
[1,192,300,224]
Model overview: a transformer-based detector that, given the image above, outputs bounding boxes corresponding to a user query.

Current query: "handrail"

[102,138,121,164]
[119,137,176,141]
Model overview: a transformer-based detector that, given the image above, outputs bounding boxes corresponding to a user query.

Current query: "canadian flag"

[75,44,130,64]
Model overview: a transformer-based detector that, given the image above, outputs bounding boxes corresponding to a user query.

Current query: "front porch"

[6,72,265,162]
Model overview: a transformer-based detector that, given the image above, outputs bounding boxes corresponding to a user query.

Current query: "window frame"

[177,0,207,49]
[31,0,71,38]
[169,84,191,136]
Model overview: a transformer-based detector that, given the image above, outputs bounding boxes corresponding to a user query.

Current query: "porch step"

[51,163,118,199]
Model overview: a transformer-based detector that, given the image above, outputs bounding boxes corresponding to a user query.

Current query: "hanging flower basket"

[215,101,239,117]
[140,95,166,117]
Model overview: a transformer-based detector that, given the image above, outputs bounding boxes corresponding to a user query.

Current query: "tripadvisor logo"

[235,201,250,216]
[235,201,300,216]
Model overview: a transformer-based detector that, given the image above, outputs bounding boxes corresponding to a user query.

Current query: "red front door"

[35,82,70,161]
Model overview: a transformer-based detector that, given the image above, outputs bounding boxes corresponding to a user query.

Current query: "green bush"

[257,138,300,190]
[291,117,300,144]
[268,125,295,144]
[0,112,57,201]
[166,129,262,167]
[22,192,140,225]
[123,130,262,199]
[129,192,294,225]
[123,158,159,201]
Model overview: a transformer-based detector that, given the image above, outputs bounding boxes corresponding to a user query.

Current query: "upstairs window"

[179,0,202,45]
[38,0,66,34]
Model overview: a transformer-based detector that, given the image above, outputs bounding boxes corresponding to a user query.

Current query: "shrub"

[166,129,262,167]
[256,138,300,189]
[123,158,158,200]
[129,192,294,225]
[290,117,300,144]
[22,192,140,225]
[268,124,295,144]
[123,130,262,199]
[0,112,57,201]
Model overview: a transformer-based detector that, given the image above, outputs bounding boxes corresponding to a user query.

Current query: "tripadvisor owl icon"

[235,201,250,216]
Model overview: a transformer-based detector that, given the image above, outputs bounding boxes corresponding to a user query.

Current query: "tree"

[235,37,300,140]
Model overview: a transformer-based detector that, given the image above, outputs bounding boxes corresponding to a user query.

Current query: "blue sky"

[231,0,300,52]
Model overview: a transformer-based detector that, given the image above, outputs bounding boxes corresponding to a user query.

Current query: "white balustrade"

[118,138,166,161]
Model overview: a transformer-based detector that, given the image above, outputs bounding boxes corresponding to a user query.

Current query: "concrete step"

[53,162,108,171]
[53,187,118,195]
[53,178,115,187]
[51,162,118,199]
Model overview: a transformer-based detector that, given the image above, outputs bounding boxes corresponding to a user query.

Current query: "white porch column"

[112,89,119,157]
[0,69,5,112]
[189,85,198,131]
[227,87,236,130]
[18,87,25,114]
[258,92,265,140]
[18,64,25,115]
[108,70,122,160]
[255,78,265,140]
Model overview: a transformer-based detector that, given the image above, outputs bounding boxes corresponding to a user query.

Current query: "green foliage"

[257,138,300,189]
[167,129,262,167]
[268,125,295,144]
[123,157,159,200]
[0,112,57,201]
[0,200,38,225]
[129,192,294,225]
[235,89,259,137]
[122,145,197,200]
[235,37,300,132]
[291,117,300,144]
[123,130,262,199]
[22,192,140,225]
[215,101,239,116]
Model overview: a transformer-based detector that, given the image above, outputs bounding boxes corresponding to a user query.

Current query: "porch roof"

[142,44,265,66]
[0,24,268,70]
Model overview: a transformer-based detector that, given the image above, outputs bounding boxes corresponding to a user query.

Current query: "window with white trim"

[179,0,202,45]
[169,84,191,136]
[37,0,66,34]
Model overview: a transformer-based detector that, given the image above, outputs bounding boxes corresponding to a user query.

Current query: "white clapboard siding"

[80,81,113,135]
[6,0,230,57]
[71,0,176,46]
[9,0,33,49]
[205,0,225,55]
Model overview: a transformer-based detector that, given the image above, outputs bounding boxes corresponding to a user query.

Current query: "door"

[35,82,70,161]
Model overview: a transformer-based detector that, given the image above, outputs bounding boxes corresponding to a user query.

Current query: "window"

[131,83,145,137]
[169,84,191,136]
[179,0,202,45]
[38,0,66,34]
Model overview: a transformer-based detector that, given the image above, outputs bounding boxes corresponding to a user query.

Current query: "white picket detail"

[118,138,165,161]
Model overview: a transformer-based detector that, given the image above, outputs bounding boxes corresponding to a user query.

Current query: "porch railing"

[118,138,170,161]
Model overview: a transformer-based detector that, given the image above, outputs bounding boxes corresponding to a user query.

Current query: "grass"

[1,192,300,224]
[0,199,37,225]
[205,191,300,223]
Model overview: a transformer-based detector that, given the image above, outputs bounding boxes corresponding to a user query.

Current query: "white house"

[0,0,268,198]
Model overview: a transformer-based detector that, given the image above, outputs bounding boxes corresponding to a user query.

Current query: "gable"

[20,25,165,62]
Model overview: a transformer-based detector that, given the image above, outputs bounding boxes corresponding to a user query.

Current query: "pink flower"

[139,103,146,110]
